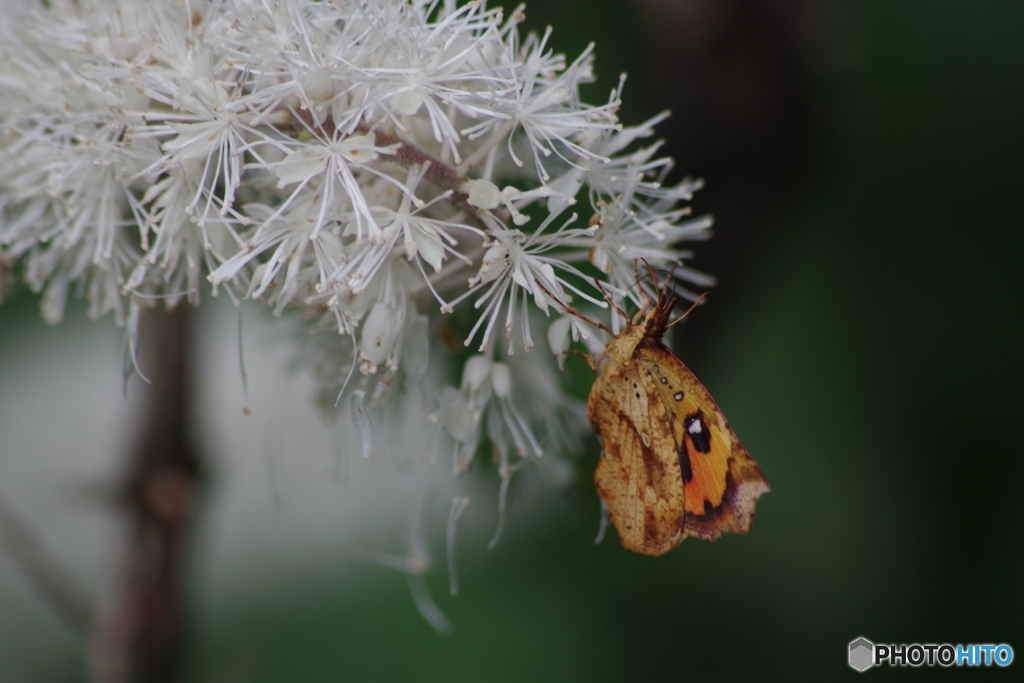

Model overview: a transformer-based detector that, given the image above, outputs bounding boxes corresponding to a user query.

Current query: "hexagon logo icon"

[849,637,874,672]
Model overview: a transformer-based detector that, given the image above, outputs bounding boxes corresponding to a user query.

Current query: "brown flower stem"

[288,109,489,227]
[91,305,204,683]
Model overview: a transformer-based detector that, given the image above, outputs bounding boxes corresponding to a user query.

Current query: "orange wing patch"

[586,280,769,555]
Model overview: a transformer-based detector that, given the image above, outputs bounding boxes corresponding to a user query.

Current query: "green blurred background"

[2,0,1022,680]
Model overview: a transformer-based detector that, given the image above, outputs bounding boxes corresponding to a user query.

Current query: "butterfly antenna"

[592,278,629,322]
[666,292,709,329]
[534,278,611,334]
[634,259,655,312]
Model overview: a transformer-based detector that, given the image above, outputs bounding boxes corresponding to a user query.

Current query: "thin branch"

[0,492,92,633]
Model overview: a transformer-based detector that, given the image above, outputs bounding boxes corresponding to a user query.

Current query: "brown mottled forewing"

[635,340,769,541]
[588,352,686,555]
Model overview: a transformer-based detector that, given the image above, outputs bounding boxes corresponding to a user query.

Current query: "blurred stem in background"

[91,306,204,683]
[0,306,203,682]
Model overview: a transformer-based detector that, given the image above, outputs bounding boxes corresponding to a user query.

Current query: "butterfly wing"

[635,342,770,541]
[588,357,686,555]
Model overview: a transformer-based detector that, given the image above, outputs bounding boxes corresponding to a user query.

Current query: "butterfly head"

[641,288,677,340]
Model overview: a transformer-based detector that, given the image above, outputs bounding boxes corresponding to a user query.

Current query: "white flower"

[431,347,585,548]
[0,0,720,627]
[452,214,607,354]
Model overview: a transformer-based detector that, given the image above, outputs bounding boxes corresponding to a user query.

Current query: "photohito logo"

[848,637,1014,671]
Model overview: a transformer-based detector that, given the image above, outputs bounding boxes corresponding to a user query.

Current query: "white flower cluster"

[0,0,713,521]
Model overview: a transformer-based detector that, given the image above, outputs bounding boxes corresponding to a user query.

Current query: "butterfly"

[576,272,769,555]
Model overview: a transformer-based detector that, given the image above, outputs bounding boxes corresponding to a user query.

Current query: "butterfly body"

[587,290,769,555]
